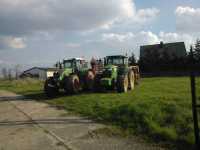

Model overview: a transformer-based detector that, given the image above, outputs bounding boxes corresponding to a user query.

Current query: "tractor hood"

[100,65,117,87]
[102,65,117,77]
[103,65,117,71]
[100,78,112,87]
[59,68,73,80]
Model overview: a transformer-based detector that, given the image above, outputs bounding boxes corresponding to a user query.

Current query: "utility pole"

[190,46,200,149]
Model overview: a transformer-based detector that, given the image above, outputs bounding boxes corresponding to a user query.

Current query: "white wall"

[38,70,47,80]
[47,71,54,78]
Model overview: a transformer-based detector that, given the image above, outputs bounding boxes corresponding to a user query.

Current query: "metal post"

[190,46,200,149]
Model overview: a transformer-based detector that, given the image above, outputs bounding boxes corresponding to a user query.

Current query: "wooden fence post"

[190,46,200,149]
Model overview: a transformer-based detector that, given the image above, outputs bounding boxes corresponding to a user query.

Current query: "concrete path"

[0,90,166,150]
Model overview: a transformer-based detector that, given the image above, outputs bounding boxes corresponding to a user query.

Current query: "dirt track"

[0,90,167,150]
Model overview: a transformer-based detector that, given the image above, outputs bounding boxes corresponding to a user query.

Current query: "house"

[20,67,58,80]
[139,41,188,74]
[140,41,187,60]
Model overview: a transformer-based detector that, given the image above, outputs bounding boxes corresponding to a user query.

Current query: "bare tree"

[8,69,12,80]
[194,39,200,61]
[14,64,21,80]
[1,68,8,79]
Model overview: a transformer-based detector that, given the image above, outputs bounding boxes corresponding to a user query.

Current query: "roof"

[140,42,187,58]
[106,55,128,58]
[63,58,85,61]
[23,67,57,73]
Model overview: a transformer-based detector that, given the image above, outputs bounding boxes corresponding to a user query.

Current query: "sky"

[0,0,200,71]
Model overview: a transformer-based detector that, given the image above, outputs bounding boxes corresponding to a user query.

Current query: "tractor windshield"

[63,61,73,68]
[107,57,128,65]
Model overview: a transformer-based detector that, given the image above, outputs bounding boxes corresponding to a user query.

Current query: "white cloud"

[65,43,81,48]
[175,6,200,16]
[0,0,159,35]
[134,8,160,23]
[97,31,195,57]
[101,31,160,45]
[102,32,134,42]
[0,36,26,49]
[175,6,200,33]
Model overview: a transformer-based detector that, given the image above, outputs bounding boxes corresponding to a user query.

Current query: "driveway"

[0,90,166,150]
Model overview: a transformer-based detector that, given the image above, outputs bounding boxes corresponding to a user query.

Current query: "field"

[0,77,200,149]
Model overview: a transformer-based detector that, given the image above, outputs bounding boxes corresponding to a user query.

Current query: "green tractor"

[44,58,95,97]
[96,55,140,93]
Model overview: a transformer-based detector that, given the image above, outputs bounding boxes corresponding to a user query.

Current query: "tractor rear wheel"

[117,75,128,93]
[93,74,102,92]
[85,70,95,91]
[128,70,135,90]
[68,75,80,94]
[44,77,58,97]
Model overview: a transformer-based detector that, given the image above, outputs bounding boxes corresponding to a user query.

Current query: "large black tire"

[117,75,128,93]
[93,74,102,92]
[85,70,95,91]
[63,77,70,94]
[111,79,116,90]
[68,75,81,94]
[44,77,59,97]
[128,70,135,90]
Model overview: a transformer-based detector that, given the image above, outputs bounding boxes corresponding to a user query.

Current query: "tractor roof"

[106,55,128,59]
[63,58,85,61]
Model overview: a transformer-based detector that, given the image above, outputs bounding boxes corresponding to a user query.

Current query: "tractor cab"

[104,55,128,66]
[102,55,129,78]
[63,58,88,71]
[59,58,88,82]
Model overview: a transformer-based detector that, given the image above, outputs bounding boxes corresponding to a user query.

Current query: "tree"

[194,39,200,61]
[8,69,12,80]
[129,52,136,65]
[14,64,21,80]
[1,68,7,79]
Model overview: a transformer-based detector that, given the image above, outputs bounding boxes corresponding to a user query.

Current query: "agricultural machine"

[44,58,95,97]
[95,55,140,93]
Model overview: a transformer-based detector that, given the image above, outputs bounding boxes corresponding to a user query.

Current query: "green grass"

[0,77,200,149]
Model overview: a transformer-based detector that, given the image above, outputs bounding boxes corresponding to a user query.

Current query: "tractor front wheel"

[128,70,135,90]
[117,75,128,93]
[69,75,81,94]
[44,77,59,97]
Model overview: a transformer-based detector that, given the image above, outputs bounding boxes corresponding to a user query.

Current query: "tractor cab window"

[113,58,123,65]
[75,60,83,70]
[82,62,88,68]
[124,58,128,65]
[107,57,127,65]
[63,61,72,68]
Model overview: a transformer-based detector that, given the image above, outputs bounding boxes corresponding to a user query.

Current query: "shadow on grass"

[22,90,117,101]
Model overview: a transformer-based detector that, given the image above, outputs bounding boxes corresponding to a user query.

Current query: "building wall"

[47,71,54,78]
[38,70,47,80]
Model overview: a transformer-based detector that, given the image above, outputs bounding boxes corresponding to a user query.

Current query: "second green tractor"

[95,55,140,93]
